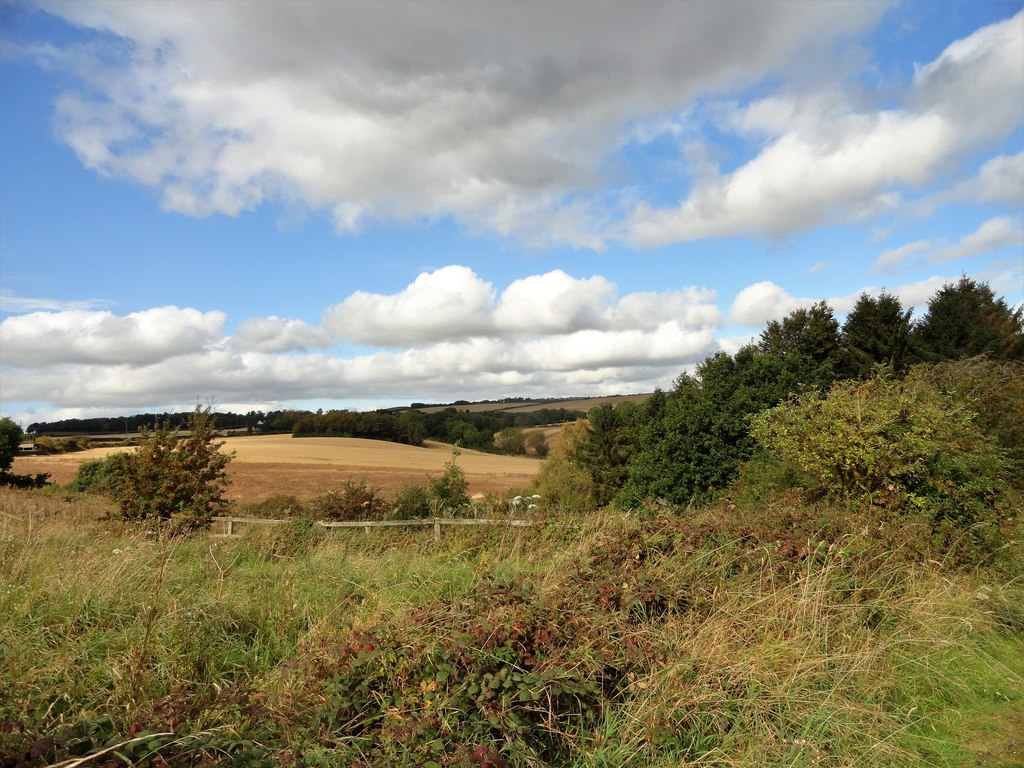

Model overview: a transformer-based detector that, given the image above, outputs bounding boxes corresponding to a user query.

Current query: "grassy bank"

[1,488,1021,767]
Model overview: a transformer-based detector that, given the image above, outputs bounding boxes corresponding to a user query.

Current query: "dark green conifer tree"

[912,277,1023,362]
[839,291,912,378]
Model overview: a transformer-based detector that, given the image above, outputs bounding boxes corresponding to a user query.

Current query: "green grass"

[1,488,1021,767]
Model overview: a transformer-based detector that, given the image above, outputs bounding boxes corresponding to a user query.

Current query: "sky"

[1,0,1022,426]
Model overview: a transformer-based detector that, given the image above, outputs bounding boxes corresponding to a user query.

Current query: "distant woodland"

[27,404,584,455]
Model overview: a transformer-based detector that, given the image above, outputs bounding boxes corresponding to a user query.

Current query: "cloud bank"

[0,267,724,414]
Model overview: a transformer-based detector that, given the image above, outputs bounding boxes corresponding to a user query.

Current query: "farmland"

[12,435,543,499]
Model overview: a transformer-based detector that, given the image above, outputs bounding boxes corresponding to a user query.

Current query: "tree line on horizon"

[291,407,584,452]
[25,409,309,437]
[24,402,585,457]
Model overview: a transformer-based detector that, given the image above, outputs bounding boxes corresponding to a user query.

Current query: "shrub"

[0,417,22,470]
[908,357,1024,484]
[390,483,433,519]
[494,426,527,454]
[0,470,50,489]
[0,418,49,488]
[385,454,471,521]
[32,435,92,455]
[68,454,128,494]
[750,375,1011,559]
[526,430,549,457]
[428,450,470,516]
[309,478,388,521]
[108,405,234,532]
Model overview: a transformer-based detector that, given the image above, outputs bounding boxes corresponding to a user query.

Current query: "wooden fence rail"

[211,515,534,540]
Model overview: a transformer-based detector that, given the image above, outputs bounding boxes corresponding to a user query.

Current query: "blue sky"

[1,0,1022,425]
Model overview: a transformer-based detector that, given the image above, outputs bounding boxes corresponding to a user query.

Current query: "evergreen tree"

[569,403,641,507]
[839,291,912,378]
[111,405,234,531]
[911,277,1024,362]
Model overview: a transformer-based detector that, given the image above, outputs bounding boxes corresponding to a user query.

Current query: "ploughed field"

[13,435,542,499]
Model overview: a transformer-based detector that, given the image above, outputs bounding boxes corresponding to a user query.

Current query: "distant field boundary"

[411,393,651,414]
[212,515,535,540]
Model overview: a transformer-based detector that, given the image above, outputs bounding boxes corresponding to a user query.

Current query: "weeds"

[0,488,1021,766]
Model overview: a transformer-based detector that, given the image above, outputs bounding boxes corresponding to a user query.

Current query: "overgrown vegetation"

[1,491,1020,766]
[750,374,1013,563]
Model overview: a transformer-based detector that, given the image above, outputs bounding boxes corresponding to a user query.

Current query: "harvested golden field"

[13,435,542,500]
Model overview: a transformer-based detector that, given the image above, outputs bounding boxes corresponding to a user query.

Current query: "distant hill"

[408,393,653,414]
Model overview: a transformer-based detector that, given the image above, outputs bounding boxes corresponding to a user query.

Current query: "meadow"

[1,482,1022,767]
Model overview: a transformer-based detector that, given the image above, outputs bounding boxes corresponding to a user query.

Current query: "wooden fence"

[211,515,534,541]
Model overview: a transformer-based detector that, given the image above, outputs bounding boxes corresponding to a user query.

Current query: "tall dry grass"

[1,488,1021,767]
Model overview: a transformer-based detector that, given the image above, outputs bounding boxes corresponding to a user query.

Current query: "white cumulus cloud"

[494,271,615,334]
[970,151,1024,205]
[0,306,225,366]
[627,11,1024,246]
[728,281,809,327]
[232,316,331,353]
[322,266,496,346]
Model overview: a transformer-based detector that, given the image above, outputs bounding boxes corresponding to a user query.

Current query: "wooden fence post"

[433,519,441,541]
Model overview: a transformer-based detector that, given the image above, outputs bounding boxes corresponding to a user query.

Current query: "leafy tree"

[110,405,234,531]
[0,417,21,471]
[839,291,912,378]
[911,276,1024,362]
[494,426,528,455]
[0,417,49,488]
[619,316,848,510]
[526,430,549,457]
[568,402,649,507]
[620,347,794,507]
